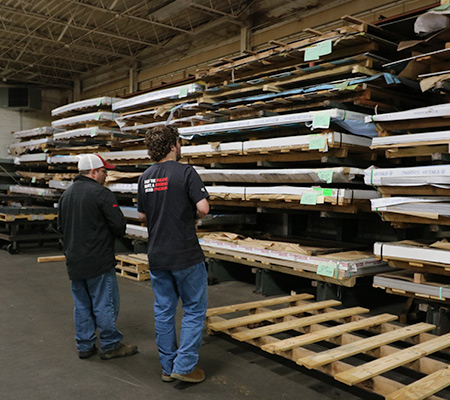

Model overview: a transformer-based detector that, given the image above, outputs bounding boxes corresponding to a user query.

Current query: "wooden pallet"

[207,294,450,399]
[115,253,150,281]
[383,257,450,277]
[0,213,58,222]
[378,211,450,229]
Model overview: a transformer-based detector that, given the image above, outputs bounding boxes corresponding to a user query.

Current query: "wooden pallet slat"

[206,293,314,317]
[262,313,398,354]
[298,322,435,370]
[386,366,450,400]
[334,332,450,386]
[208,299,342,332]
[231,306,369,342]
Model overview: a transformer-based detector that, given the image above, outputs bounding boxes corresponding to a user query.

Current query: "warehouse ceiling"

[0,0,324,89]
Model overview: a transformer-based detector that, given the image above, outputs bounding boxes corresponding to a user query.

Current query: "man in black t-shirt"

[137,125,209,384]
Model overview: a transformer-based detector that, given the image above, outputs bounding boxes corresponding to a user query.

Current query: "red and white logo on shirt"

[144,177,168,193]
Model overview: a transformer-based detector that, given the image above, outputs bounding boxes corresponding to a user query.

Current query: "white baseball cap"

[78,154,115,171]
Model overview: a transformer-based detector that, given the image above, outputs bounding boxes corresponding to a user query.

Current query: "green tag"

[322,189,333,197]
[300,192,318,205]
[31,176,36,183]
[313,114,331,129]
[308,135,326,150]
[304,40,333,61]
[179,87,188,98]
[317,262,336,278]
[38,190,44,196]
[346,84,358,90]
[318,170,333,183]
[90,128,96,136]
[335,81,349,91]
[434,4,450,11]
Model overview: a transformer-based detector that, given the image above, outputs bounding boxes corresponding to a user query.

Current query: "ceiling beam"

[0,3,159,48]
[0,55,85,74]
[0,25,134,60]
[61,0,194,35]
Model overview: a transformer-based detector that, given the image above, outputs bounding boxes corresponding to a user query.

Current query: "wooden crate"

[207,294,450,400]
[115,253,150,282]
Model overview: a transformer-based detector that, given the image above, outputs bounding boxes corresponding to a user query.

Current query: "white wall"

[0,88,64,159]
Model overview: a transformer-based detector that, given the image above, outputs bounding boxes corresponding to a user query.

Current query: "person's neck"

[158,151,177,163]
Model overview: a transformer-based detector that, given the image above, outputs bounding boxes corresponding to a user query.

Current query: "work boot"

[161,373,174,382]
[171,368,205,383]
[78,345,97,360]
[99,343,138,360]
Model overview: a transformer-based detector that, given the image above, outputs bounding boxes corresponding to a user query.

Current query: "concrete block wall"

[0,88,64,159]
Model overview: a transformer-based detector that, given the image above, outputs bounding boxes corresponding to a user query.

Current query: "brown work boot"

[99,343,138,360]
[161,373,174,382]
[171,368,205,383]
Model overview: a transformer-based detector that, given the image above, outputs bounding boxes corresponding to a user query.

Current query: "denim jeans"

[150,261,208,376]
[71,267,123,352]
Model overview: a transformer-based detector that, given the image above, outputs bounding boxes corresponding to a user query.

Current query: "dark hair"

[144,125,179,162]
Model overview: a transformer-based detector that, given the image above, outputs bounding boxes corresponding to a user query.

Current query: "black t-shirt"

[137,161,209,270]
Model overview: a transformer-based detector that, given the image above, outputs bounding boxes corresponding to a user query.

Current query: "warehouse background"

[0,0,437,158]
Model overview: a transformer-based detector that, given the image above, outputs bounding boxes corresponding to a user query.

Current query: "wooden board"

[334,332,450,386]
[386,366,450,400]
[207,295,450,399]
[37,255,66,263]
[379,212,450,228]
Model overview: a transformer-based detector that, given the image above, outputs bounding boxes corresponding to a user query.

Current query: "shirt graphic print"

[144,177,168,193]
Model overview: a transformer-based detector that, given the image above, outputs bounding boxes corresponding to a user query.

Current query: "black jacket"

[58,175,126,280]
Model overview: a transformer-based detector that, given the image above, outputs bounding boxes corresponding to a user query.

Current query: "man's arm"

[138,212,147,224]
[196,198,209,219]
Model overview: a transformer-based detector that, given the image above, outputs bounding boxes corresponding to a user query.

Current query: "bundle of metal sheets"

[208,186,379,204]
[197,167,364,184]
[364,165,450,187]
[52,112,120,128]
[112,83,205,112]
[365,103,450,123]
[374,272,450,302]
[179,109,377,139]
[53,127,122,141]
[52,97,121,117]
[182,132,371,157]
[374,240,450,266]
[13,127,64,140]
[8,185,61,197]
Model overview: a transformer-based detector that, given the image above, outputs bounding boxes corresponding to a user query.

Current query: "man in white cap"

[58,154,138,360]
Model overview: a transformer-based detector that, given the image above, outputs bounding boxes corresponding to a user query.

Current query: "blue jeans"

[150,262,208,376]
[71,267,123,352]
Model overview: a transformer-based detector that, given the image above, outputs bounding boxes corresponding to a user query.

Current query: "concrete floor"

[0,244,375,400]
